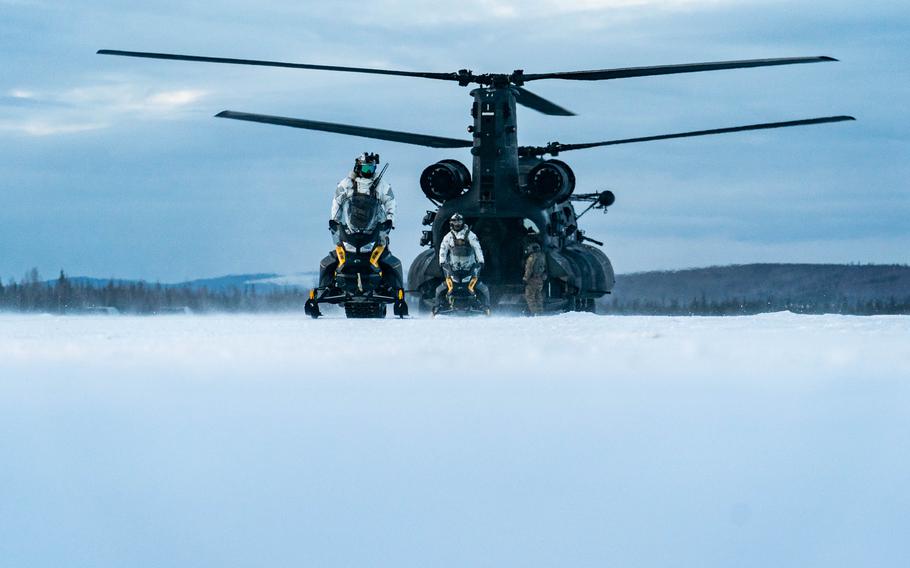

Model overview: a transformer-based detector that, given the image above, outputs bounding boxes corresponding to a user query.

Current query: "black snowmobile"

[305,171,408,319]
[433,263,491,317]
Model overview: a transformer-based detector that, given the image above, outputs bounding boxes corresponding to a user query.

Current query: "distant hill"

[60,272,319,292]
[606,264,910,315]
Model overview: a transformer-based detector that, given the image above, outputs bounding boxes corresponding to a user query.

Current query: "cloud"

[0,120,106,136]
[274,0,737,27]
[9,89,35,99]
[0,90,57,108]
[144,89,207,108]
[486,0,733,15]
[0,85,209,137]
[59,85,209,115]
[0,96,46,108]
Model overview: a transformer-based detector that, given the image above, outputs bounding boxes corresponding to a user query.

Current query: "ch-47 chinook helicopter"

[98,49,853,313]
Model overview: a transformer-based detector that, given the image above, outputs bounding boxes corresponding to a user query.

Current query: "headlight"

[359,243,374,253]
[342,242,357,252]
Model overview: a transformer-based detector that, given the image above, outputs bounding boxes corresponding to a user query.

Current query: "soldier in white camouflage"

[330,152,396,242]
[435,213,490,310]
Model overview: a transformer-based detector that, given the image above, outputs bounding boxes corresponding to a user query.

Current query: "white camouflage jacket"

[438,227,484,269]
[330,174,396,225]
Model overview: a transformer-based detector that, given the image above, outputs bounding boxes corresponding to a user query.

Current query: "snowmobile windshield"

[338,227,375,250]
[344,193,380,233]
[451,265,476,281]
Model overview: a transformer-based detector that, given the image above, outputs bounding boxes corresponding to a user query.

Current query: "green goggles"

[359,163,377,175]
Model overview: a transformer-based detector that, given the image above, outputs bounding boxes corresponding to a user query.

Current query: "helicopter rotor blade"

[98,50,460,81]
[215,111,474,149]
[99,51,838,89]
[520,115,855,156]
[521,56,836,82]
[513,87,575,116]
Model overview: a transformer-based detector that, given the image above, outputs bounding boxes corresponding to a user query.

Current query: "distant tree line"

[2,268,908,316]
[602,294,910,316]
[0,270,308,314]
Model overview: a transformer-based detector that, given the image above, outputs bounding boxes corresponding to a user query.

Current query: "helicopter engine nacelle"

[521,159,576,207]
[420,159,471,202]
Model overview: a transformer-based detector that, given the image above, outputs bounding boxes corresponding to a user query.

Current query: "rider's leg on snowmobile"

[378,249,404,291]
[318,252,340,288]
[433,282,449,311]
[475,281,491,309]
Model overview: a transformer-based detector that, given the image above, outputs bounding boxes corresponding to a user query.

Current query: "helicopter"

[98,49,853,313]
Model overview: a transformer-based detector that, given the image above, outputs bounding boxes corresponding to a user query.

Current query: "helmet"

[449,213,465,232]
[354,152,380,179]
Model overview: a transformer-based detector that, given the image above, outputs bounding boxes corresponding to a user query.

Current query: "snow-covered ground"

[1,313,908,567]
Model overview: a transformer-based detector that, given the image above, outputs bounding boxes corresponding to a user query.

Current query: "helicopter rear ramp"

[408,244,614,313]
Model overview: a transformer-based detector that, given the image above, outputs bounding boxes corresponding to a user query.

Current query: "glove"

[379,220,394,231]
[328,220,339,231]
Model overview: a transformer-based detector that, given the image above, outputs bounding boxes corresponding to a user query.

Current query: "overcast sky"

[1,0,907,281]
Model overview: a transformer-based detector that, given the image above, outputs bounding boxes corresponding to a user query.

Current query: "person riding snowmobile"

[330,152,396,241]
[306,152,407,318]
[325,152,402,290]
[434,213,490,312]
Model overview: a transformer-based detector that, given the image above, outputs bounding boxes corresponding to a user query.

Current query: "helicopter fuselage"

[409,84,613,313]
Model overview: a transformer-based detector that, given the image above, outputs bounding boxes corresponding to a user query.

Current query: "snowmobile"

[304,196,408,319]
[432,263,491,317]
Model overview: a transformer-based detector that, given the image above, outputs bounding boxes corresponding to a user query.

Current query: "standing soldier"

[523,242,547,315]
